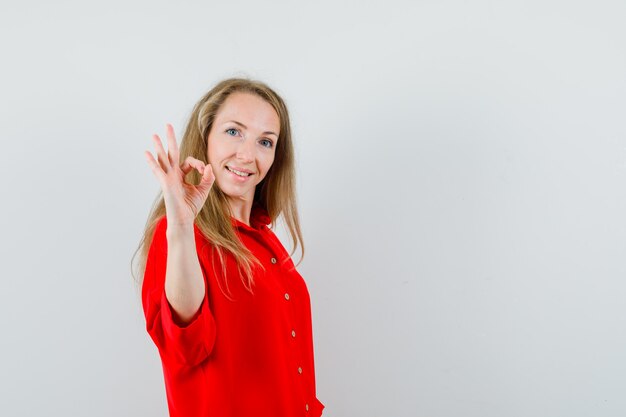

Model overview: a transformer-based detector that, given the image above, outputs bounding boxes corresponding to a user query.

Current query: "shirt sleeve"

[141,216,217,367]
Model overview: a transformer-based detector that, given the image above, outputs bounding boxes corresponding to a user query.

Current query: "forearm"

[164,224,206,324]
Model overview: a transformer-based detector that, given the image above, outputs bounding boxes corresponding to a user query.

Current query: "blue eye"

[260,139,273,148]
[226,128,240,137]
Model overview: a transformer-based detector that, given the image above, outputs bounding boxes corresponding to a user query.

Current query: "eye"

[225,128,241,137]
[260,139,273,148]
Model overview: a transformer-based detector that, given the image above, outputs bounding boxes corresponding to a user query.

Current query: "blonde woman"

[134,78,324,416]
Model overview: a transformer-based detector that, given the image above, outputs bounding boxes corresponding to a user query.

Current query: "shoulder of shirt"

[154,206,272,238]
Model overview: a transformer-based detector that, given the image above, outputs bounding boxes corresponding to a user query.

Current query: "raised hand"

[144,124,215,227]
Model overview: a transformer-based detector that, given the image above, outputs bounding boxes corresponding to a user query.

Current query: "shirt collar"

[230,204,271,231]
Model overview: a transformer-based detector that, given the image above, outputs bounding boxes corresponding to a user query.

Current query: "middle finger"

[165,124,180,167]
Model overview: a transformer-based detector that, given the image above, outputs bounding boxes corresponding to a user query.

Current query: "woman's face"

[207,92,280,205]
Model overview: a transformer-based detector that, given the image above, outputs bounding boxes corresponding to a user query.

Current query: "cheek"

[206,138,215,163]
[207,140,224,166]
[261,154,275,172]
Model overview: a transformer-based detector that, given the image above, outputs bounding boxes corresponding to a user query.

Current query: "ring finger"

[152,134,171,173]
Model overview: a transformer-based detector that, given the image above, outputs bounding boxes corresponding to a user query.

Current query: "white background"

[1,1,625,416]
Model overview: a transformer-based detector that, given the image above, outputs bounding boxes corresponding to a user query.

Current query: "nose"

[235,133,255,163]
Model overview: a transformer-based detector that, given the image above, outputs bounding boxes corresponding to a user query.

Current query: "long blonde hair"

[131,77,304,300]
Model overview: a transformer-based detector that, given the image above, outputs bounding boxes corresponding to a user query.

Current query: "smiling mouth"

[226,166,253,177]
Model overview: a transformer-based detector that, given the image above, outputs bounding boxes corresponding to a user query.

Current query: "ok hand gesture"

[144,124,215,227]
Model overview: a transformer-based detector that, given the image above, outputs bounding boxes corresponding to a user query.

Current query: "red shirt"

[142,205,325,417]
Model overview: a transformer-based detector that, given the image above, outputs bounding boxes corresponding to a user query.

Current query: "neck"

[227,196,254,226]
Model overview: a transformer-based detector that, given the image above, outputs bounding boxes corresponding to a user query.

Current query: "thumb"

[197,165,215,192]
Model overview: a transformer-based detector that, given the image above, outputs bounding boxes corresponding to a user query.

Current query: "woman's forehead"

[216,93,280,133]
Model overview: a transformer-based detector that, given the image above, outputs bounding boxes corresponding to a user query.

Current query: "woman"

[135,78,325,416]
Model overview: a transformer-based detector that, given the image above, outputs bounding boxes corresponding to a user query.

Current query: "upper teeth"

[227,166,251,177]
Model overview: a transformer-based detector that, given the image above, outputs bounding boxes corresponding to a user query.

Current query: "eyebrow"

[224,120,278,138]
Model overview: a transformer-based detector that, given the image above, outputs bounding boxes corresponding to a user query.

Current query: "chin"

[219,185,252,199]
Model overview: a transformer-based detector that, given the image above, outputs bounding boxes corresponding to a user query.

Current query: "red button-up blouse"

[142,205,324,417]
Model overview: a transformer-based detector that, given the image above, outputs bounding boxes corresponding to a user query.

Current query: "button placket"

[266,230,308,407]
[239,214,315,411]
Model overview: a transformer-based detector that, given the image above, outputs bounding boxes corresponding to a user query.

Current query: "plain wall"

[1,0,625,416]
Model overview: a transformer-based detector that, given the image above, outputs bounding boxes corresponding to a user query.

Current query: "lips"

[226,165,253,178]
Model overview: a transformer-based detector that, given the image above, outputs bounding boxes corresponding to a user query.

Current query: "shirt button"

[298,366,303,374]
[291,330,296,337]
[284,293,290,300]
[271,257,277,264]
[305,403,309,411]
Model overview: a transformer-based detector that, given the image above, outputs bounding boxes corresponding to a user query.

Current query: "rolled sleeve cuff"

[160,289,216,366]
